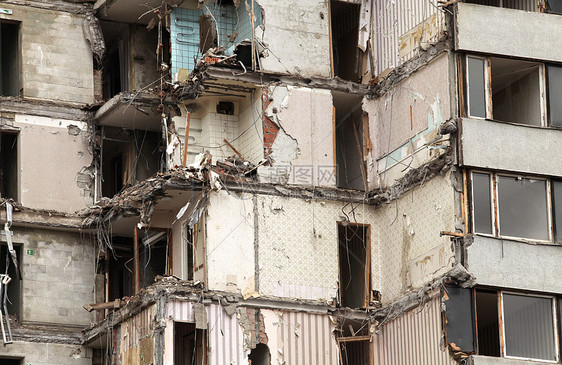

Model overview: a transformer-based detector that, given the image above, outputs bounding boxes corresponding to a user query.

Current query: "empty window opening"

[139,230,168,290]
[471,171,554,242]
[183,224,194,281]
[248,344,271,365]
[107,236,134,302]
[174,322,207,365]
[0,21,19,97]
[338,338,370,365]
[334,92,366,191]
[0,244,21,317]
[0,358,23,365]
[330,1,361,82]
[100,127,164,198]
[475,290,500,357]
[0,132,17,200]
[100,21,129,98]
[338,223,370,308]
[491,57,542,125]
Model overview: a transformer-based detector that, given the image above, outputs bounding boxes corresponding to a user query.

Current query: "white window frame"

[499,291,560,362]
[465,55,549,126]
[471,171,555,243]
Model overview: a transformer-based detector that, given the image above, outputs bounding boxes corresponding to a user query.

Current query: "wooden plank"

[352,121,369,192]
[223,138,243,159]
[182,112,192,168]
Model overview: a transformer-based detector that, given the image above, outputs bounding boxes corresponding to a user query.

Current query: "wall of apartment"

[130,25,161,91]
[255,0,331,77]
[455,3,562,63]
[364,53,451,189]
[10,227,95,326]
[461,118,562,177]
[206,190,255,294]
[15,114,93,213]
[0,343,91,365]
[257,194,377,301]
[236,90,264,165]
[0,4,94,104]
[119,305,156,365]
[467,236,562,294]
[373,173,456,304]
[258,86,335,187]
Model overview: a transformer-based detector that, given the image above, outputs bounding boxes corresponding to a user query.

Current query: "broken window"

[465,56,543,125]
[99,127,164,198]
[334,92,367,191]
[248,343,271,365]
[338,223,370,308]
[338,337,370,365]
[474,289,558,361]
[0,244,21,317]
[471,171,555,242]
[0,132,18,201]
[174,322,207,365]
[0,21,19,97]
[330,0,361,82]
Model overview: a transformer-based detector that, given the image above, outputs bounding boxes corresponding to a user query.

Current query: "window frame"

[499,291,560,362]
[470,170,557,243]
[464,54,554,127]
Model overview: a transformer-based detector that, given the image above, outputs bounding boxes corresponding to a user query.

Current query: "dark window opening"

[0,21,19,97]
[338,339,370,365]
[139,230,168,290]
[0,244,21,317]
[547,0,562,13]
[248,343,271,365]
[100,21,129,99]
[174,322,207,365]
[338,223,370,308]
[0,358,23,365]
[553,180,562,243]
[491,57,541,126]
[475,289,500,357]
[107,236,133,302]
[100,127,164,198]
[185,225,194,281]
[330,0,361,82]
[334,92,366,191]
[0,132,17,200]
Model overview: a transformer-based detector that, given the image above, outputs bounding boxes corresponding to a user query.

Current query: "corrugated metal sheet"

[167,300,248,365]
[275,311,339,365]
[207,303,248,365]
[372,0,445,76]
[120,304,155,351]
[374,296,456,365]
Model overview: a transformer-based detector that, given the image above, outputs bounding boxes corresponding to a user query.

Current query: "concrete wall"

[364,53,451,189]
[257,194,377,301]
[0,4,94,104]
[256,0,331,77]
[16,114,93,213]
[460,118,562,177]
[466,235,562,294]
[258,86,335,187]
[374,173,456,304]
[0,342,91,365]
[206,190,255,294]
[12,227,95,326]
[130,25,161,91]
[455,3,562,63]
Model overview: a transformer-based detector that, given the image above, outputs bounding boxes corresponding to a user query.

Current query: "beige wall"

[16,114,93,213]
[0,4,94,104]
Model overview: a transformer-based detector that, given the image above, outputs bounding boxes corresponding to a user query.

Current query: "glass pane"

[553,180,562,243]
[548,65,562,127]
[468,57,487,118]
[503,294,555,361]
[498,176,549,240]
[472,173,493,234]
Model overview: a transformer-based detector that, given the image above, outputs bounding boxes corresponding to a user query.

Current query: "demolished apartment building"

[1,0,562,364]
